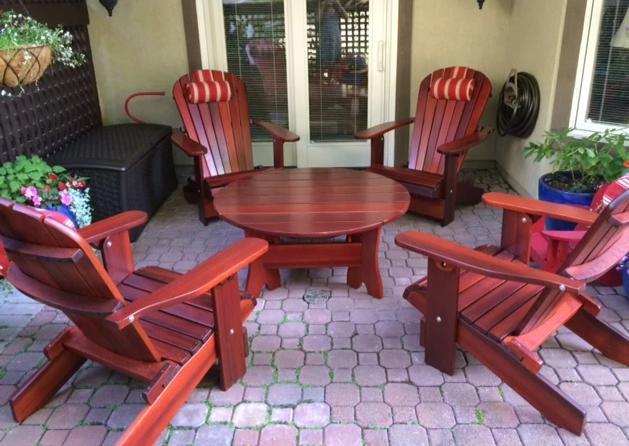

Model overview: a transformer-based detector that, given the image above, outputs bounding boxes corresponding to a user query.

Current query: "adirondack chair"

[172,69,299,224]
[531,175,629,286]
[355,66,493,225]
[396,190,629,435]
[0,199,268,446]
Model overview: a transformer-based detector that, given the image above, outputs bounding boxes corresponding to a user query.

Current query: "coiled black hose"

[496,70,540,138]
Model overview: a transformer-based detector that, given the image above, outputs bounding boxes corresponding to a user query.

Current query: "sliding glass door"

[200,0,397,167]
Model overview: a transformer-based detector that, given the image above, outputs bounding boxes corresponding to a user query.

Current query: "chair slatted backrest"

[0,199,161,362]
[408,66,492,175]
[173,70,254,179]
[518,191,629,336]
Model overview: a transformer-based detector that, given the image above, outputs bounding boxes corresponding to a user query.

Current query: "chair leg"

[10,347,85,422]
[566,308,629,367]
[459,320,586,435]
[455,180,484,206]
[116,340,217,446]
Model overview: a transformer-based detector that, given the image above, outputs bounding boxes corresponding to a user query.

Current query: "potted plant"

[524,127,629,229]
[0,10,85,89]
[0,155,92,227]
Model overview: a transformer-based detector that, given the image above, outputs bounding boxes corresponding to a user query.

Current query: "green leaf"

[51,165,66,173]
[8,181,20,193]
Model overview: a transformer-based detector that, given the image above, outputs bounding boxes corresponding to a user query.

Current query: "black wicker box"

[49,124,177,239]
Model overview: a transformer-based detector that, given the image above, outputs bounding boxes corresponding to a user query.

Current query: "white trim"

[571,0,629,133]
[287,0,311,167]
[383,0,399,167]
[198,0,228,70]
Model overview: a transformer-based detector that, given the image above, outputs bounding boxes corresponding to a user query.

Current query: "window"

[222,0,288,141]
[573,0,629,132]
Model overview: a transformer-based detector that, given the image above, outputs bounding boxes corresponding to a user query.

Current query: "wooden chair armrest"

[354,118,414,140]
[395,231,584,294]
[482,192,598,226]
[437,127,493,155]
[541,230,587,243]
[251,119,300,143]
[171,129,207,157]
[107,238,269,329]
[78,211,148,245]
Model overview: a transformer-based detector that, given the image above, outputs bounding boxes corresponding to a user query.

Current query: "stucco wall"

[86,0,188,127]
[495,0,568,197]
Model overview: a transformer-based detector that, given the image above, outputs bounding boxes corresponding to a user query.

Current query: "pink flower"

[60,191,73,206]
[22,186,38,199]
[32,195,42,207]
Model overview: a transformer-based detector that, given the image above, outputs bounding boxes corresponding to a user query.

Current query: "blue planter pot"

[45,205,79,228]
[538,173,595,230]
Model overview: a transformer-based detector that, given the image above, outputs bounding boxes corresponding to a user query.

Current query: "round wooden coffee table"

[214,168,410,298]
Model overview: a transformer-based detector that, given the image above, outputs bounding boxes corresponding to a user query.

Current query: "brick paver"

[0,170,627,445]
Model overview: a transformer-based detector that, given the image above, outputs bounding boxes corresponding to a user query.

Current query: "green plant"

[0,155,65,204]
[475,408,486,425]
[0,10,85,67]
[523,128,629,193]
[0,155,91,226]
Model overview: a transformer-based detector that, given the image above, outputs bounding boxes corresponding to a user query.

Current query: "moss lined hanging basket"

[0,45,52,88]
[0,10,85,90]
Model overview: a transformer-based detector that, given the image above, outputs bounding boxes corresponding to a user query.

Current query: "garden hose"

[496,70,540,138]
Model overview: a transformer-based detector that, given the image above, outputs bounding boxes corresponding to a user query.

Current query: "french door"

[197,0,399,167]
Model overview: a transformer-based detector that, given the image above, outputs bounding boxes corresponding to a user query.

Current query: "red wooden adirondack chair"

[172,69,299,224]
[0,199,268,445]
[355,66,493,225]
[396,190,629,435]
[531,175,629,286]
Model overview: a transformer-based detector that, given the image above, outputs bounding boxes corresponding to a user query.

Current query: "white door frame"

[195,0,398,167]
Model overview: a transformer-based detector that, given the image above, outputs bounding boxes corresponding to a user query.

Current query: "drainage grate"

[303,287,332,305]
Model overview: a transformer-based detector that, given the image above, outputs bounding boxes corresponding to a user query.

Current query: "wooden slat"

[475,284,544,334]
[214,168,409,238]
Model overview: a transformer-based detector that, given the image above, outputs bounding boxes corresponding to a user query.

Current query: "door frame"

[194,0,399,167]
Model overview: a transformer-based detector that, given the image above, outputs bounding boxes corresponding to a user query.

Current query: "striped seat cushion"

[430,66,475,101]
[185,69,232,103]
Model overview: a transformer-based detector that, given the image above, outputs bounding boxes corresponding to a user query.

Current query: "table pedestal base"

[245,227,384,298]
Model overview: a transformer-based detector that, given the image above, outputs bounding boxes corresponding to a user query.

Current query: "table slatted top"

[214,168,410,238]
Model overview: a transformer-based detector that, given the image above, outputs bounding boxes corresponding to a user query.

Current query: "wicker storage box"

[49,124,176,239]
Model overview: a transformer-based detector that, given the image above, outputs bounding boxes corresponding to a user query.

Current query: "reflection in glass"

[223,0,288,141]
[307,0,369,142]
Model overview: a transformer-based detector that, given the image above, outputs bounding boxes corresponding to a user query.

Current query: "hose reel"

[496,69,540,138]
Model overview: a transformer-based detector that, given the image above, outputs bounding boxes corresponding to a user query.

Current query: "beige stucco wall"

[86,0,188,127]
[409,0,514,164]
[495,0,567,197]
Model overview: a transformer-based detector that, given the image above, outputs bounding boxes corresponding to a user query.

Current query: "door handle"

[377,41,385,72]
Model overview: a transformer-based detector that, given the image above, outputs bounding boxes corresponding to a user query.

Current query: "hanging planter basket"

[0,45,52,88]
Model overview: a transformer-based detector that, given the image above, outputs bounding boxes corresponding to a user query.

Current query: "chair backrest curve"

[0,199,161,362]
[173,70,254,178]
[408,66,492,175]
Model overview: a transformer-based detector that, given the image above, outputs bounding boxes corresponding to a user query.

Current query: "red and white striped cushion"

[591,173,629,213]
[186,80,232,103]
[431,76,475,101]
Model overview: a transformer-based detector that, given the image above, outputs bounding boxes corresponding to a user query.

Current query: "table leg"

[346,227,383,298]
[245,231,281,297]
